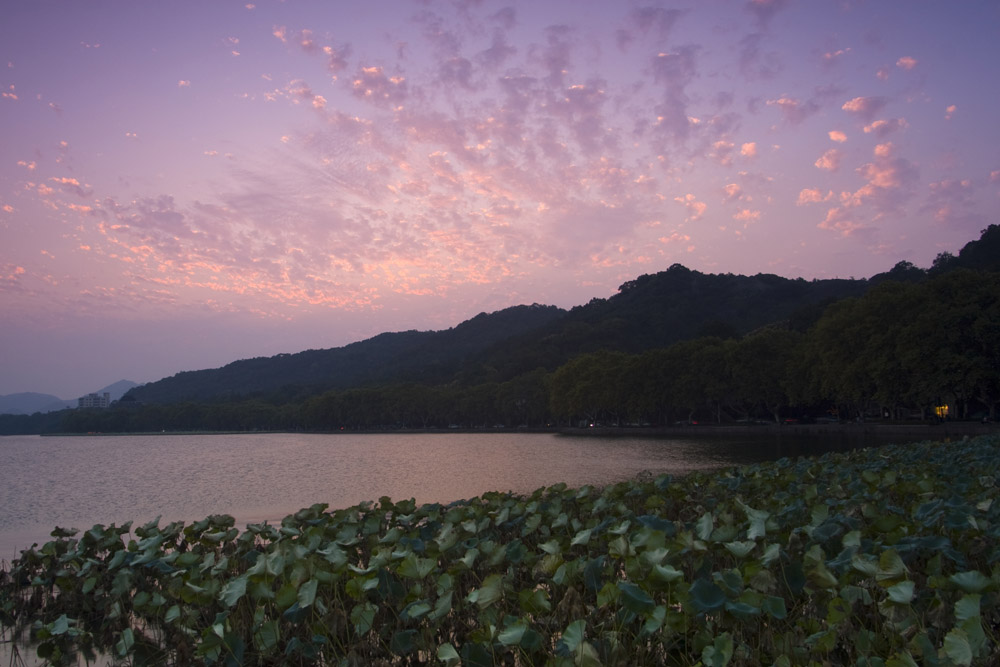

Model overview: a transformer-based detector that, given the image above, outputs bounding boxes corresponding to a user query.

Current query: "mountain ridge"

[123,224,1000,406]
[0,380,139,415]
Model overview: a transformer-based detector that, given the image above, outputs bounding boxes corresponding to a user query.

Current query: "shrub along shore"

[2,436,998,666]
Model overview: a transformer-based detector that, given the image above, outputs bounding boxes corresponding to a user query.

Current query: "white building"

[78,392,111,408]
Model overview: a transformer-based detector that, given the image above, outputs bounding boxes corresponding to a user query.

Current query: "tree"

[730,328,803,423]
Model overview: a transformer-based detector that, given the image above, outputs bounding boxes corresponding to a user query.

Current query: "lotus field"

[2,435,999,665]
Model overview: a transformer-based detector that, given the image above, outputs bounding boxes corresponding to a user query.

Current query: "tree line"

[1,268,996,435]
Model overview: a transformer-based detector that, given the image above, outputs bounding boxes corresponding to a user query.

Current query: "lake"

[0,429,919,560]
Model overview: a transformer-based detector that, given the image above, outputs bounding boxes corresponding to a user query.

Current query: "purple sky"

[2,1,998,399]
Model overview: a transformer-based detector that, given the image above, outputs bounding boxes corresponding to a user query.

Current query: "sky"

[2,0,999,399]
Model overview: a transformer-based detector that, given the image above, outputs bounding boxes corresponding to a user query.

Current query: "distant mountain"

[0,393,73,415]
[125,305,565,404]
[0,380,139,415]
[97,380,140,401]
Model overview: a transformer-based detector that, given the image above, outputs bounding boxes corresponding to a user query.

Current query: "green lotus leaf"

[390,629,417,655]
[497,621,527,646]
[557,618,586,654]
[297,578,318,608]
[164,605,181,624]
[398,554,437,579]
[696,512,714,541]
[522,513,542,536]
[954,593,980,622]
[949,570,992,593]
[518,587,552,615]
[724,541,755,558]
[737,500,769,540]
[637,546,667,567]
[943,628,973,666]
[688,578,726,614]
[317,543,347,569]
[253,619,279,653]
[724,600,759,619]
[115,628,135,657]
[886,580,915,604]
[400,599,431,621]
[539,538,562,555]
[437,643,460,666]
[461,641,495,667]
[641,604,667,636]
[428,591,453,621]
[467,573,504,608]
[637,514,674,535]
[570,528,592,546]
[762,595,787,619]
[435,523,458,551]
[701,632,733,667]
[885,651,919,667]
[760,542,781,566]
[220,574,248,608]
[350,602,376,636]
[506,539,527,564]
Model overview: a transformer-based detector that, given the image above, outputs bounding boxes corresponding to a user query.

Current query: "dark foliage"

[125,305,565,404]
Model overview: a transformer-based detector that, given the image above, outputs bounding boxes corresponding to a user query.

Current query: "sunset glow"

[2,1,998,397]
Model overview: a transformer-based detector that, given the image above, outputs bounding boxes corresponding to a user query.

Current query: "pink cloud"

[740,142,757,158]
[711,140,735,166]
[723,183,743,202]
[945,104,957,120]
[352,66,408,108]
[766,96,820,124]
[823,48,851,63]
[828,130,847,143]
[818,206,864,236]
[814,148,841,172]
[796,188,833,205]
[658,231,691,245]
[674,193,706,221]
[177,80,190,88]
[841,96,887,120]
[863,118,908,137]
[733,208,760,223]
[49,176,92,198]
[323,45,352,74]
[896,56,918,70]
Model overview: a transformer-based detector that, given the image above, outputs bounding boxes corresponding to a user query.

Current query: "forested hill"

[125,304,565,404]
[462,268,867,384]
[125,224,1000,406]
[127,272,869,405]
[472,223,1000,382]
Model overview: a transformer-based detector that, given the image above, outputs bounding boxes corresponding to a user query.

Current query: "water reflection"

[0,430,907,559]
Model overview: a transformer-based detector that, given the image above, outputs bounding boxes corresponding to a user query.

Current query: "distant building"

[78,392,111,409]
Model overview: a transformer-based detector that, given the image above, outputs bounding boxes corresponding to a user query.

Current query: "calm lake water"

[0,430,917,560]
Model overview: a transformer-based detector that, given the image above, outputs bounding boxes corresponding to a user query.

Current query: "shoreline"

[35,421,998,438]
